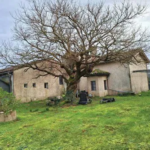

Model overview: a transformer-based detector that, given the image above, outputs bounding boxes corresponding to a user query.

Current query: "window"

[104,80,107,90]
[59,76,63,85]
[24,83,28,88]
[33,83,36,88]
[91,81,96,91]
[44,83,48,89]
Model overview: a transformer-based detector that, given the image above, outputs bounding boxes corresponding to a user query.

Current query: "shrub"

[0,88,19,114]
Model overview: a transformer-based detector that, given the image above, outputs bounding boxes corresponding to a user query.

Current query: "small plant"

[30,109,39,112]
[46,97,61,106]
[0,88,19,115]
[45,108,49,111]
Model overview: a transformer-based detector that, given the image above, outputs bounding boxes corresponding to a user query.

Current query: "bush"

[0,88,19,114]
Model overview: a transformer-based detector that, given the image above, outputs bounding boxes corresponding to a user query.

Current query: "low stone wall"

[0,111,16,122]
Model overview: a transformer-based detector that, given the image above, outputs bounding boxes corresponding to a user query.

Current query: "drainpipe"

[107,76,109,95]
[146,63,149,90]
[128,64,132,92]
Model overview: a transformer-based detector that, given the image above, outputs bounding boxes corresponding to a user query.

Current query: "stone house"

[0,51,149,102]
[79,51,150,97]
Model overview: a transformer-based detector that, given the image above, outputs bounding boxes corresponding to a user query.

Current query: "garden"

[0,91,150,149]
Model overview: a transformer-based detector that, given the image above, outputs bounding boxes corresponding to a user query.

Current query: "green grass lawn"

[1,92,150,150]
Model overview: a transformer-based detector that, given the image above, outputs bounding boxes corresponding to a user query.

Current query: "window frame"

[59,76,63,85]
[104,80,107,90]
[44,82,48,89]
[33,83,36,88]
[24,83,28,88]
[91,81,96,91]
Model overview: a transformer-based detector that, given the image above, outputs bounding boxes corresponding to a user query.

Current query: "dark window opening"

[33,83,36,88]
[104,80,107,90]
[44,83,48,89]
[91,81,96,91]
[59,76,63,85]
[24,83,28,88]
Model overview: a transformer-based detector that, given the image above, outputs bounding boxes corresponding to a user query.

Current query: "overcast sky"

[0,0,150,45]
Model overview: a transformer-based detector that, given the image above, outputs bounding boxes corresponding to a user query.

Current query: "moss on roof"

[91,69,109,74]
[85,69,110,77]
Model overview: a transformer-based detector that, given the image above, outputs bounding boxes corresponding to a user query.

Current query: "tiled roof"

[0,66,14,74]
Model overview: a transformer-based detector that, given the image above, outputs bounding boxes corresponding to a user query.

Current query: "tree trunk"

[64,80,78,104]
[67,82,78,92]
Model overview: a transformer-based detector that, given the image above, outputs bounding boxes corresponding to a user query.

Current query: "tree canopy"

[0,0,149,90]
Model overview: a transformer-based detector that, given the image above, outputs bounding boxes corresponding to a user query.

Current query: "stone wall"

[79,62,131,97]
[94,62,131,92]
[13,67,65,102]
[129,55,149,93]
[79,57,149,96]
[87,76,108,97]
[0,111,16,122]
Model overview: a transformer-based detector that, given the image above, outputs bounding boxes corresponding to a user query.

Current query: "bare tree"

[0,0,149,91]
